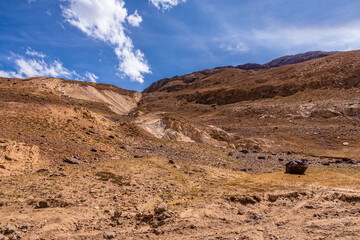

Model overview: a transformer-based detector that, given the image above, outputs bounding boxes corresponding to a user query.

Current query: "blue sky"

[1,0,360,91]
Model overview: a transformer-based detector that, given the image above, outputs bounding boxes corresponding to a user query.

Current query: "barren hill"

[0,51,360,239]
[140,50,360,158]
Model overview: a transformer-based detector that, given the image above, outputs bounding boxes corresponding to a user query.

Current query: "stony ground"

[1,157,360,240]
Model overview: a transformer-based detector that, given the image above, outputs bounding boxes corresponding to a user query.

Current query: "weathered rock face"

[0,139,39,175]
[285,160,308,174]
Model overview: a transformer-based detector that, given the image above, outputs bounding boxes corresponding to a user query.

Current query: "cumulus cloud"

[26,47,46,58]
[149,0,186,10]
[251,21,360,52]
[61,0,151,83]
[127,10,142,27]
[0,50,98,83]
[85,71,99,83]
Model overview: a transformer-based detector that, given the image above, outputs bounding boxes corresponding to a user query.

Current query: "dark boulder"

[285,160,308,174]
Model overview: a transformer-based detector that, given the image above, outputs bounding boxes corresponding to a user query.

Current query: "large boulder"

[285,160,308,174]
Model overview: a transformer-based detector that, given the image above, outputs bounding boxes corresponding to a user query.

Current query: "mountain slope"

[140,50,360,158]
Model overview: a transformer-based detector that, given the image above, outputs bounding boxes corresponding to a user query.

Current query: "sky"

[1,0,360,91]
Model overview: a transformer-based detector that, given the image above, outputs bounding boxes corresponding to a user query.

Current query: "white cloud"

[8,57,74,78]
[26,47,46,58]
[0,50,98,83]
[61,0,151,83]
[250,21,360,52]
[46,10,52,16]
[127,10,142,27]
[0,70,21,78]
[149,0,186,10]
[220,42,248,54]
[85,71,99,82]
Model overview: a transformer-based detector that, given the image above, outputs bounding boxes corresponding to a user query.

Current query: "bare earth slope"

[0,51,360,239]
[140,50,360,159]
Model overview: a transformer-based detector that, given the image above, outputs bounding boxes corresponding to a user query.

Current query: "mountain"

[140,50,360,158]
[1,51,360,239]
[236,51,339,70]
[144,51,339,93]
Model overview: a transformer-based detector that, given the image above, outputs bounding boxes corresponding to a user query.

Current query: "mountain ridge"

[143,50,339,93]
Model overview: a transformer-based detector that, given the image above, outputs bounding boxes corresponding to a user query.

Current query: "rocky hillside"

[140,50,360,158]
[143,51,339,93]
[1,51,360,239]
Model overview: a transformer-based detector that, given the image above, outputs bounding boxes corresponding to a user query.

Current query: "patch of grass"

[95,171,128,186]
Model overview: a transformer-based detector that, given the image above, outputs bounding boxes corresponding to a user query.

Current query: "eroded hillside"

[0,51,360,239]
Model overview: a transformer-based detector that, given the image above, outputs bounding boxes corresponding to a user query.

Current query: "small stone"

[36,169,51,173]
[109,135,115,139]
[343,142,349,146]
[152,229,162,235]
[90,148,97,152]
[104,232,116,239]
[37,201,49,208]
[174,165,181,169]
[240,150,249,154]
[0,234,7,240]
[113,210,122,219]
[20,223,32,229]
[120,145,127,150]
[258,156,266,160]
[168,160,175,164]
[5,225,16,234]
[63,157,80,164]
[154,202,167,214]
[189,224,196,229]
[237,209,244,215]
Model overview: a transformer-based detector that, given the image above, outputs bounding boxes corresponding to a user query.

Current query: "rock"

[285,160,308,175]
[113,209,122,219]
[152,229,162,235]
[4,225,16,234]
[343,142,349,146]
[348,159,358,164]
[258,156,266,159]
[63,157,80,164]
[168,159,175,164]
[36,169,51,173]
[104,231,116,239]
[0,234,7,240]
[228,152,234,156]
[90,148,97,152]
[120,145,127,150]
[158,211,171,220]
[240,150,249,154]
[237,209,244,215]
[108,135,115,139]
[154,202,167,214]
[37,201,49,208]
[174,165,181,169]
